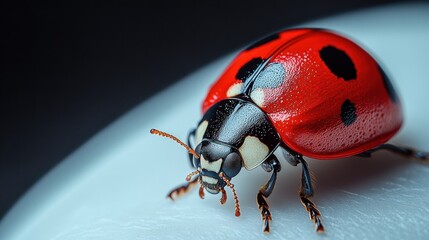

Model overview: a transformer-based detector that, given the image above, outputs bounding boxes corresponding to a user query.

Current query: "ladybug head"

[192,140,242,194]
[150,128,241,216]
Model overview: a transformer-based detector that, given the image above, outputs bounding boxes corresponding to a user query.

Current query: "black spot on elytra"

[320,45,357,81]
[236,57,265,82]
[378,65,398,103]
[252,63,286,89]
[340,99,357,126]
[245,33,280,51]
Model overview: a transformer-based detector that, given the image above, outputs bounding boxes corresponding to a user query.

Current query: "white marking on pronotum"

[195,120,208,145]
[239,136,269,170]
[200,156,222,173]
[227,83,243,97]
[250,88,265,107]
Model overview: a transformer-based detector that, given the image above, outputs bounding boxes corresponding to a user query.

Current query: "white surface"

[1,3,429,240]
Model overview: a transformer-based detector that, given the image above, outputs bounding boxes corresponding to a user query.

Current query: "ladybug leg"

[257,154,281,233]
[296,155,325,233]
[187,128,196,166]
[357,144,429,162]
[167,176,199,200]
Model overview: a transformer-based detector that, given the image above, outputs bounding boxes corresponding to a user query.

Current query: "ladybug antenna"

[150,128,200,159]
[219,172,241,217]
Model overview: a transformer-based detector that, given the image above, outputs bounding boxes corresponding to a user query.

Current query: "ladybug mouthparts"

[201,169,226,194]
[184,168,227,194]
[202,181,220,194]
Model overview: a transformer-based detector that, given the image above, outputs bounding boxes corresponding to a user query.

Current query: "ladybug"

[151,28,428,233]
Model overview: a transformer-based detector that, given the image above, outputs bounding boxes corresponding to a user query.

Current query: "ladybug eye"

[222,152,242,178]
[193,156,200,169]
[192,144,202,168]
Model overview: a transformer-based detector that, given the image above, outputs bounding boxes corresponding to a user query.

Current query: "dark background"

[0,1,407,220]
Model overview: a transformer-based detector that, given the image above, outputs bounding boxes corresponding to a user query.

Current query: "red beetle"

[151,28,428,233]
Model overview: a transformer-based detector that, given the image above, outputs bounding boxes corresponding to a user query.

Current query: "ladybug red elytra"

[151,28,428,234]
